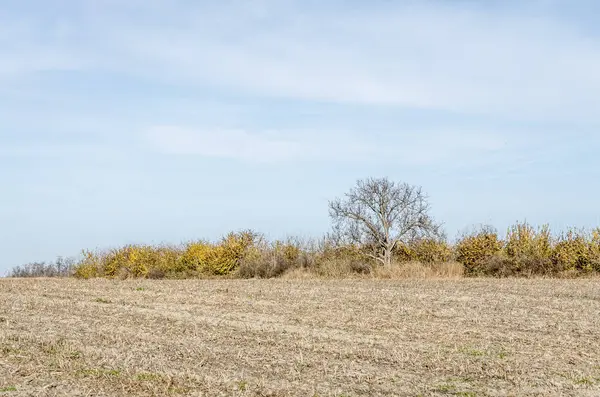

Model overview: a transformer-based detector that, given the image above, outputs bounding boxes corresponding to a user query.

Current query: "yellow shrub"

[274,240,301,263]
[393,244,416,262]
[152,246,184,273]
[73,264,98,279]
[552,229,593,272]
[203,231,258,275]
[73,250,102,279]
[179,241,213,272]
[456,228,503,275]
[506,223,552,259]
[74,245,183,279]
[408,239,453,264]
[503,222,554,275]
[101,245,155,278]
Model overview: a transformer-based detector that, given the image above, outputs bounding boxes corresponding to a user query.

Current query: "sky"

[1,0,600,272]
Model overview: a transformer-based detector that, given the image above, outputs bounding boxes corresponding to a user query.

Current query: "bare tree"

[329,177,442,267]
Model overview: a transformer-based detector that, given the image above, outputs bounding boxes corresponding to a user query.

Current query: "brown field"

[1,278,600,397]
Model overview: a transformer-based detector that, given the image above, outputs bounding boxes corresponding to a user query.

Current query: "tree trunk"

[383,246,393,267]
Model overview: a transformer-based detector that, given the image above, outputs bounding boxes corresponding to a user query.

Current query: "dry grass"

[1,278,600,396]
[371,261,464,279]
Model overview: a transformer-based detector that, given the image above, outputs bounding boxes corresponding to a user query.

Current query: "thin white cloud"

[146,126,301,162]
[98,2,600,121]
[144,125,508,166]
[2,2,600,121]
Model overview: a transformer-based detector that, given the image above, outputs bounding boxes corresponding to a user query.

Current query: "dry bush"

[311,238,374,277]
[9,257,76,278]
[500,223,558,276]
[103,245,149,277]
[455,226,503,276]
[205,230,258,275]
[552,229,596,273]
[478,254,547,278]
[506,223,552,261]
[395,239,453,264]
[320,241,364,262]
[178,234,254,276]
[591,228,600,272]
[237,239,310,279]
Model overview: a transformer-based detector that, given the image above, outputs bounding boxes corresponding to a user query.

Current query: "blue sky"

[1,0,600,272]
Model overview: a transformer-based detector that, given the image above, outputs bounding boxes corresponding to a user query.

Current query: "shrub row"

[71,234,372,280]
[73,231,260,279]
[10,223,600,279]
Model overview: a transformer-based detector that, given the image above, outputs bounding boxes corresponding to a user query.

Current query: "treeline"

[9,256,76,278]
[8,222,600,279]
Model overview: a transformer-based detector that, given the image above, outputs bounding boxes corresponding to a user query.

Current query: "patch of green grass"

[574,377,595,386]
[94,298,112,304]
[237,380,248,391]
[435,383,456,393]
[0,386,17,392]
[135,287,145,291]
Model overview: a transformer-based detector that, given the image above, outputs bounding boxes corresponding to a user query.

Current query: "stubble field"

[1,278,599,396]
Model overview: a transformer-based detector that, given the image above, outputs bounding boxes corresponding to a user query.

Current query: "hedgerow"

[10,224,600,279]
